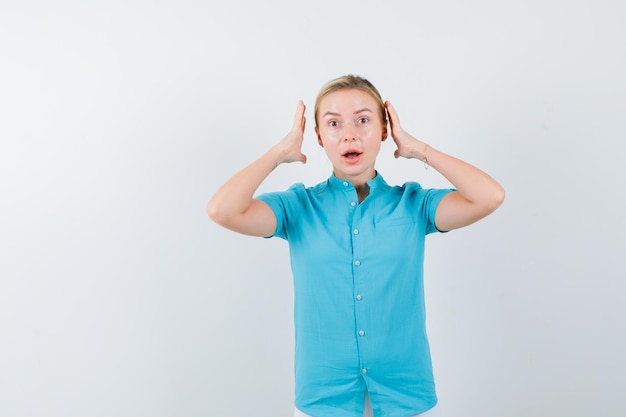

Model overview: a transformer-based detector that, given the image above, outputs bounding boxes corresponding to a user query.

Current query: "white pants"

[294,390,441,417]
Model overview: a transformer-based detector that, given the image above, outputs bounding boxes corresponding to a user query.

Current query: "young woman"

[207,75,505,417]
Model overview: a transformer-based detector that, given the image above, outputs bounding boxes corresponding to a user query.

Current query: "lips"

[342,150,363,163]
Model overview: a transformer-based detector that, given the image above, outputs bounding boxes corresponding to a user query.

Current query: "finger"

[385,100,400,127]
[384,102,395,131]
[293,100,306,130]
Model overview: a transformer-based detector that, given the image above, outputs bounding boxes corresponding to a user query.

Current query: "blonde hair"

[314,74,386,128]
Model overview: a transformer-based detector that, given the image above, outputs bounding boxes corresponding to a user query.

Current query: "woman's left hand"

[385,100,427,160]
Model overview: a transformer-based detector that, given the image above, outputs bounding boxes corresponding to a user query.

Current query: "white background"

[1,1,625,416]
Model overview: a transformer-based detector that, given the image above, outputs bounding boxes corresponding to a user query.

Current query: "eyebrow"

[321,108,373,118]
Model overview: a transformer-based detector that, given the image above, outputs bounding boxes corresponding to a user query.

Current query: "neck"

[355,183,370,203]
[333,169,377,202]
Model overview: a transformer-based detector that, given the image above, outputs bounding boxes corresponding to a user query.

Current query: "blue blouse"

[257,172,453,417]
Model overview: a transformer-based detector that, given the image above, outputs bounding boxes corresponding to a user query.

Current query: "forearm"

[206,146,282,222]
[385,100,504,230]
[410,141,505,210]
[207,101,306,233]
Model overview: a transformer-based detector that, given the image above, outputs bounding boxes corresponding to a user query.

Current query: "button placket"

[351,202,368,370]
[351,205,362,269]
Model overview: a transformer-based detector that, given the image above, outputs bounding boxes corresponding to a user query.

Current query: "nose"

[343,125,357,142]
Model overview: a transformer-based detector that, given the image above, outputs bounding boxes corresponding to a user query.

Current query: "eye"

[328,120,339,127]
[358,117,369,124]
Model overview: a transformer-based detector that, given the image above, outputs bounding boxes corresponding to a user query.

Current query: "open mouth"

[342,151,362,162]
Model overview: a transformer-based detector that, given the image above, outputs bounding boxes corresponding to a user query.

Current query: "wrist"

[420,143,430,170]
[265,146,285,169]
[407,140,429,160]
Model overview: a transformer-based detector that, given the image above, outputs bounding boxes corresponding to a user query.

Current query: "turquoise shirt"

[257,172,453,417]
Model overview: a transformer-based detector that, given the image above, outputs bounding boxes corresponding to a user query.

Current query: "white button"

[361,368,367,374]
[350,201,356,207]
[356,294,362,301]
[358,330,365,336]
[354,260,361,267]
[343,181,349,186]
[353,229,359,235]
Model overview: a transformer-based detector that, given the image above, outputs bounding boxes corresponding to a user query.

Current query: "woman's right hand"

[272,100,308,165]
[207,100,308,236]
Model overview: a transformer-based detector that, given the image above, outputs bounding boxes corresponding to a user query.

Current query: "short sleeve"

[423,188,454,234]
[403,182,454,235]
[255,183,305,240]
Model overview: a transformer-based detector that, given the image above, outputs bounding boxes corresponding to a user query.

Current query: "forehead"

[318,88,379,114]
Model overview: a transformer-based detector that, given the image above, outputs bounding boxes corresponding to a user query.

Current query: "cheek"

[320,129,345,146]
[323,128,343,141]
[362,126,384,141]
[318,138,339,155]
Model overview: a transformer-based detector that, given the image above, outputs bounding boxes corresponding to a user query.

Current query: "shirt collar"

[327,171,390,192]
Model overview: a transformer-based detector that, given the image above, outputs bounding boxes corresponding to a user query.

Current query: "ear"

[381,124,388,141]
[315,127,324,147]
